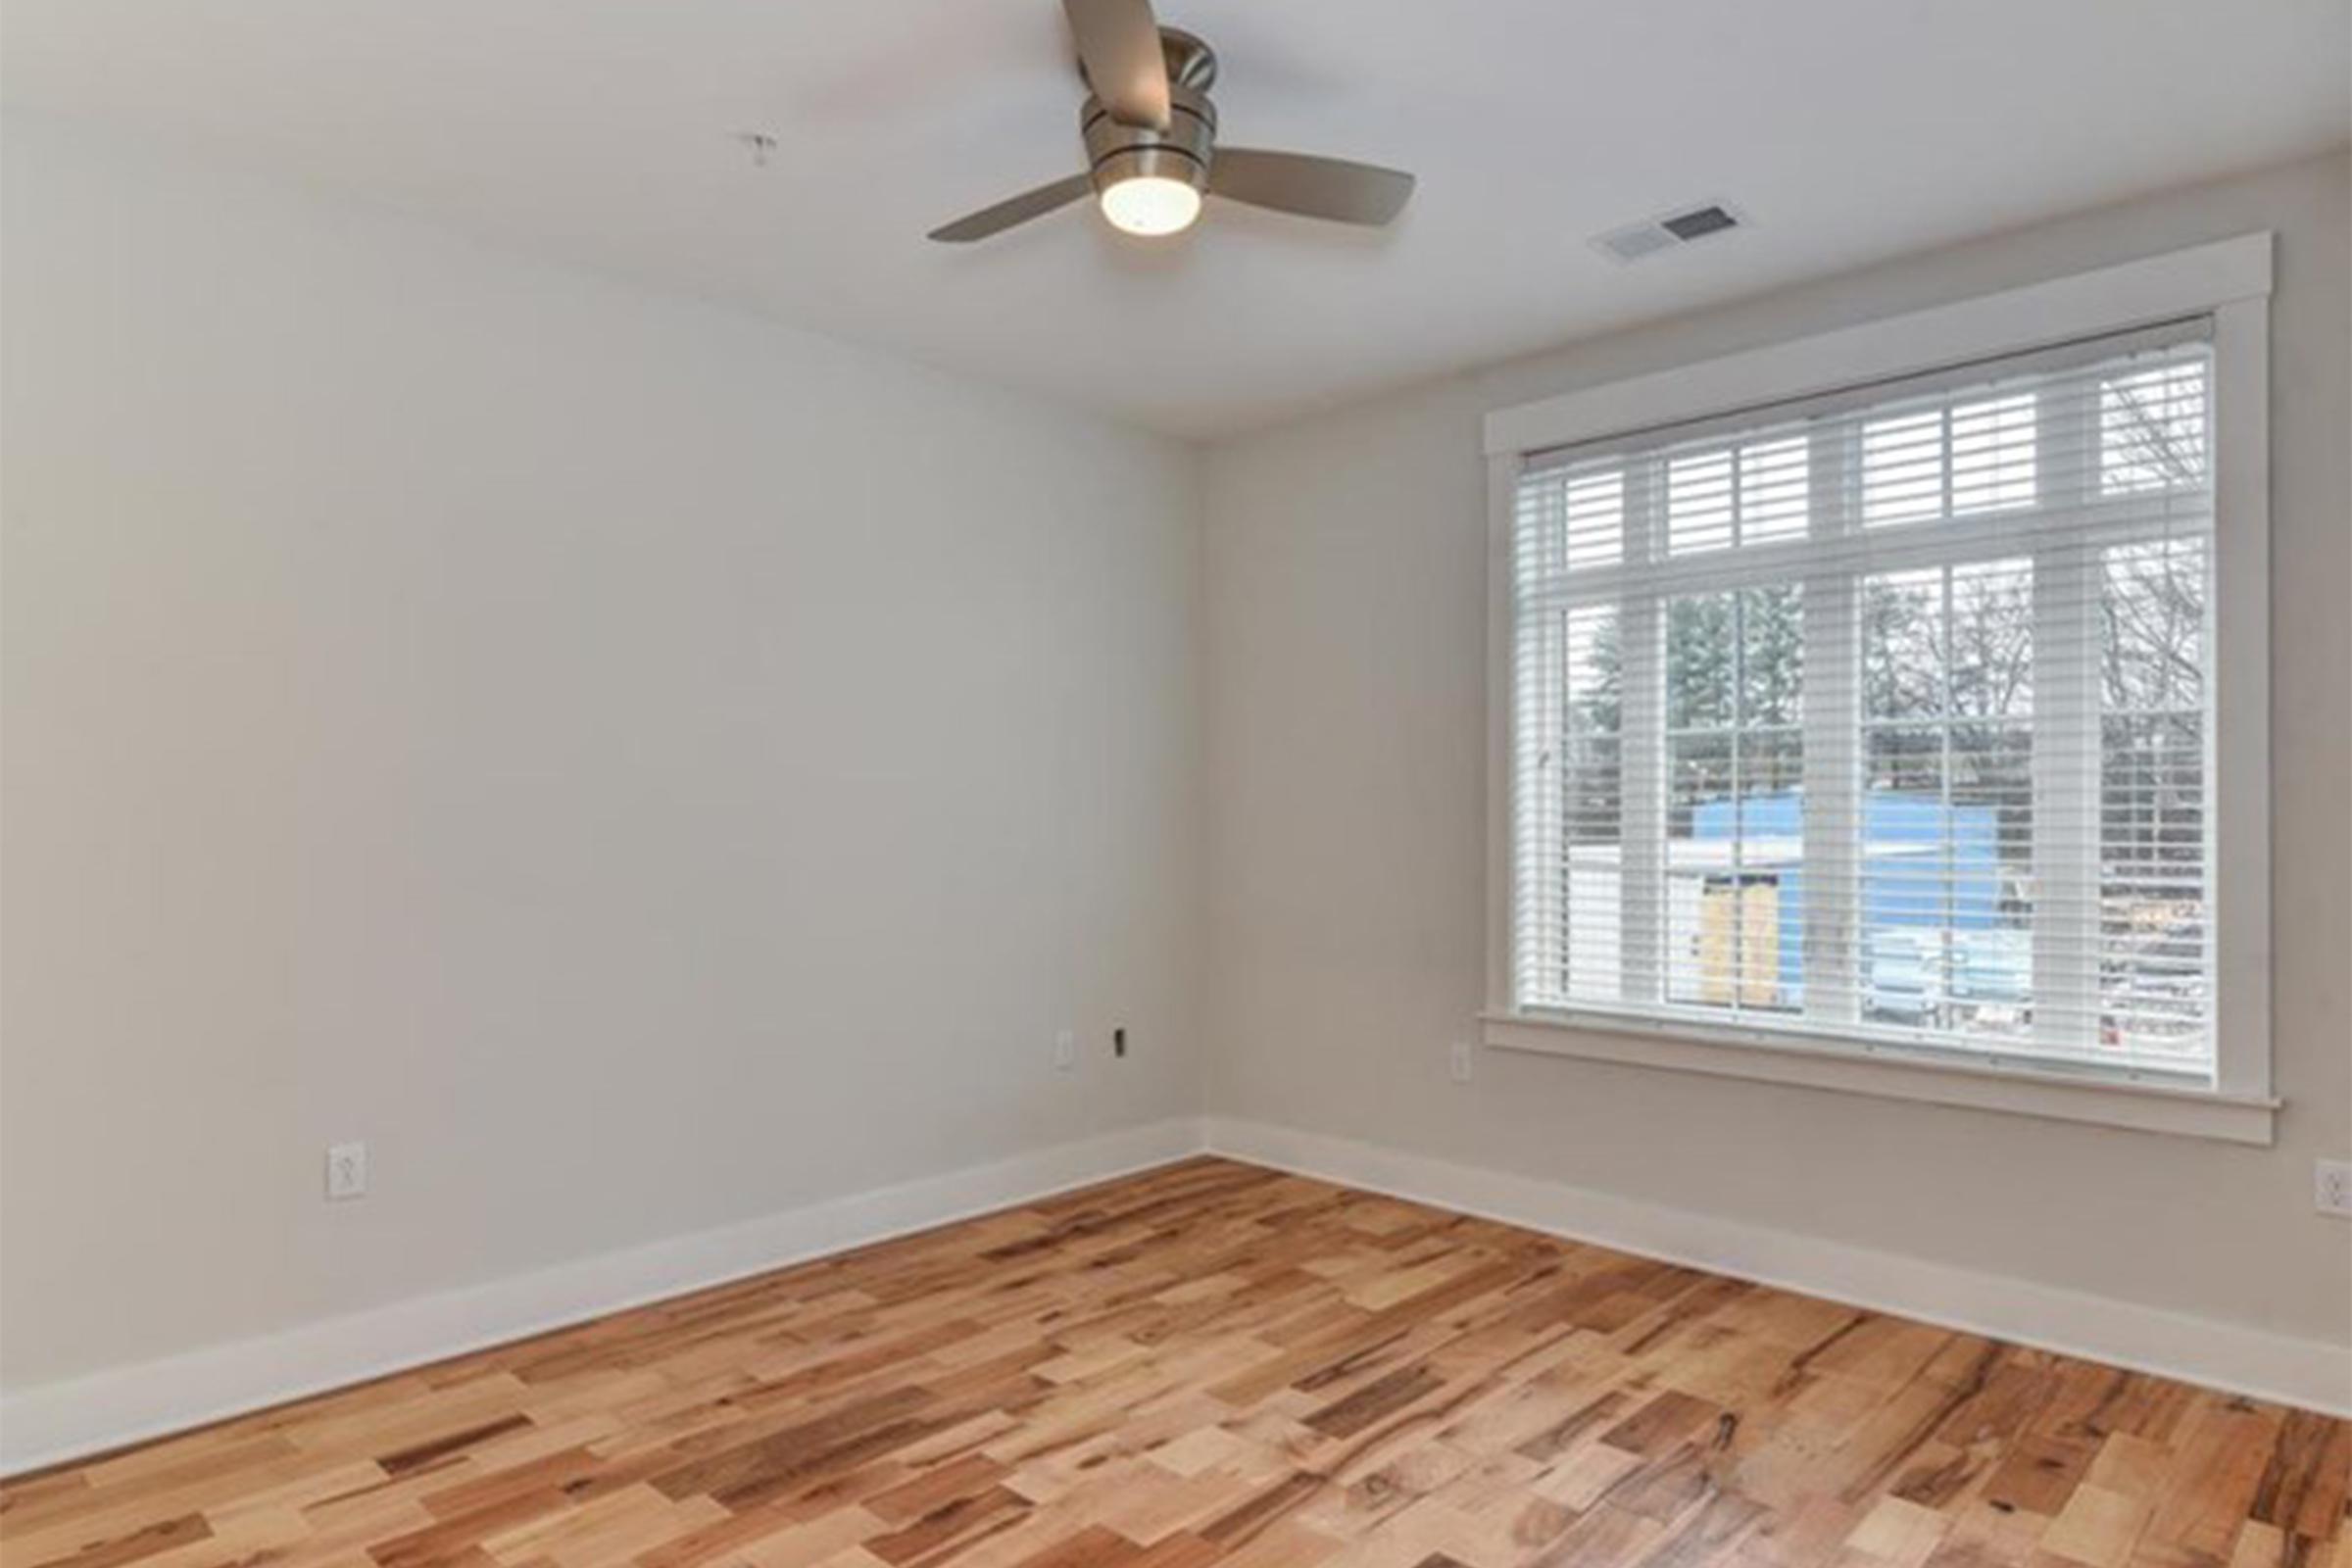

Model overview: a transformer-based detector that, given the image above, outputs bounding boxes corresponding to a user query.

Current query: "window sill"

[1480,1009,2278,1145]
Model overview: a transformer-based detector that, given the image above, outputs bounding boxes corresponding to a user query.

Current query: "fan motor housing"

[1080,31,1217,203]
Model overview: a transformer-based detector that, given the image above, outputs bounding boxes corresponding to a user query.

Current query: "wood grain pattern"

[4,1158,2344,1568]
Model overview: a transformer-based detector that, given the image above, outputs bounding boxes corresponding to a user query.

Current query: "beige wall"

[4,113,2345,1409]
[0,120,1204,1387]
[1201,151,2352,1346]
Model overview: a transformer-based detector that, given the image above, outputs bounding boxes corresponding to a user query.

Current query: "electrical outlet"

[1448,1042,1474,1085]
[1053,1029,1076,1072]
[2317,1159,2352,1219]
[325,1141,368,1201]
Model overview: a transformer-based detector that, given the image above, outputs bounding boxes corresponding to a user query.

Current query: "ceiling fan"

[928,0,1414,243]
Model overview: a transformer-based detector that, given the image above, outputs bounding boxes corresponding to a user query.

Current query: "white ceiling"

[5,1,2346,439]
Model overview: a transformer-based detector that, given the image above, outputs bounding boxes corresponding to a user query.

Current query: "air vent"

[1593,201,1748,265]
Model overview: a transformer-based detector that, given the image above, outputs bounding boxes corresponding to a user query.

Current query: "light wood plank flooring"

[4,1157,2345,1568]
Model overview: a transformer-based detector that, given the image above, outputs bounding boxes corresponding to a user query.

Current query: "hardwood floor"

[4,1157,2345,1568]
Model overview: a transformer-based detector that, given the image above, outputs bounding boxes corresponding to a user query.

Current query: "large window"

[1506,326,2226,1085]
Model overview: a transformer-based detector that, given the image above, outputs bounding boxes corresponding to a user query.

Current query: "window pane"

[1741,583,1805,726]
[1864,568,1943,721]
[2100,713,2205,1056]
[1862,411,1944,527]
[1666,735,1740,1004]
[1947,721,2034,1046]
[1564,601,1623,737]
[1667,450,1735,557]
[1560,606,1623,1004]
[1859,560,2035,1044]
[1948,559,2034,718]
[1950,393,2036,514]
[1744,728,1805,798]
[1667,731,1735,840]
[1563,468,1625,570]
[2102,538,2206,711]
[1666,594,1735,728]
[1740,437,1811,545]
[1665,587,1804,1017]
[2099,537,2209,1063]
[1668,435,1810,555]
[2101,363,2208,495]
[1862,727,1946,948]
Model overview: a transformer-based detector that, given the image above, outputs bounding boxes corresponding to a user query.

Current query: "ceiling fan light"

[1099,174,1201,236]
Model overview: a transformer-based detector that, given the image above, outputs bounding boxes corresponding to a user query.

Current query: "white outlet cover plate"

[1053,1030,1076,1071]
[2317,1159,2352,1218]
[326,1141,368,1200]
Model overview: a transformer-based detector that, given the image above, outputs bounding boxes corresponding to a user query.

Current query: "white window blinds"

[1508,321,2218,1082]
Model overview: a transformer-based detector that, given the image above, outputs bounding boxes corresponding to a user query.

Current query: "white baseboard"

[1202,1116,2351,1418]
[0,1117,1207,1476]
[11,1112,2340,1476]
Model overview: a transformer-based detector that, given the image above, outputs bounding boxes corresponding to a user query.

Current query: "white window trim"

[1482,233,2275,1145]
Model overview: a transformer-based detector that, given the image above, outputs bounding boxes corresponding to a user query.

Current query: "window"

[1512,328,2214,1071]
[1488,236,2278,1142]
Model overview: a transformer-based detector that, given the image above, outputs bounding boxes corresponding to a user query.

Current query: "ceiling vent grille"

[1593,201,1747,264]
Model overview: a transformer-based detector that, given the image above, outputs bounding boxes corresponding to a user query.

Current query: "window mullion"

[1511,484,1567,1009]
[1620,458,1666,1007]
[2033,386,2101,1054]
[1802,422,1861,1026]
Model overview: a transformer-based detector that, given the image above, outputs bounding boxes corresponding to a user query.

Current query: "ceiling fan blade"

[1209,148,1415,226]
[1063,0,1170,128]
[927,173,1094,243]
